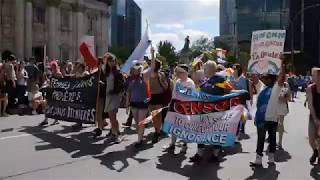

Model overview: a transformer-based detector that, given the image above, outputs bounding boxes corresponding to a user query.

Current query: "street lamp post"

[286,3,320,72]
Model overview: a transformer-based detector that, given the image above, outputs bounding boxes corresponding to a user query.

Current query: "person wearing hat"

[163,64,195,154]
[126,62,150,147]
[250,61,286,166]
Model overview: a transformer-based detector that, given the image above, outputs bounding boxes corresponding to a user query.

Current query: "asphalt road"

[0,92,319,180]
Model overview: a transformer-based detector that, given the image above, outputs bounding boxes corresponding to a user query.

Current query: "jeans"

[256,121,278,156]
[16,85,27,105]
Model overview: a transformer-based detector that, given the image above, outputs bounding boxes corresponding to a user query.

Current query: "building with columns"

[0,0,111,62]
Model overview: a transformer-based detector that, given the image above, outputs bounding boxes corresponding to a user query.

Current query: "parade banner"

[162,84,248,147]
[45,72,98,124]
[248,30,286,75]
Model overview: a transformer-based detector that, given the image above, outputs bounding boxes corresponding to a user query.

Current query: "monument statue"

[179,36,192,64]
[183,36,190,50]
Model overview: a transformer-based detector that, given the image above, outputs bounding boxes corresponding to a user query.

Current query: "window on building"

[33,7,46,24]
[61,10,70,30]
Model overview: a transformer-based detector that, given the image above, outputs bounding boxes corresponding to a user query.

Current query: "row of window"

[33,7,70,28]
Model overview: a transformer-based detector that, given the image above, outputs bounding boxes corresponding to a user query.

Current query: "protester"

[145,56,169,143]
[39,60,63,126]
[126,63,150,147]
[16,61,28,106]
[306,67,320,165]
[104,53,123,143]
[190,60,233,163]
[231,64,253,139]
[28,84,46,115]
[277,82,290,150]
[122,67,136,127]
[65,62,74,77]
[250,61,285,166]
[93,57,107,138]
[0,63,8,116]
[163,64,195,154]
[191,59,205,89]
[25,59,40,92]
[75,63,89,78]
[4,55,17,110]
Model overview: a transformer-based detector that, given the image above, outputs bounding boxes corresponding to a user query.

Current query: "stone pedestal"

[15,0,25,60]
[25,1,33,60]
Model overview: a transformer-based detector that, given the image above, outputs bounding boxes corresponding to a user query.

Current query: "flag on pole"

[121,21,152,74]
[80,36,98,68]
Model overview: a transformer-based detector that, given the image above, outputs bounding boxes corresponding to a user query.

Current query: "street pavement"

[0,92,319,180]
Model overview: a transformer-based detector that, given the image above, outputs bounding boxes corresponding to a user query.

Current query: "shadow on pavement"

[19,126,108,157]
[310,166,320,180]
[245,164,280,180]
[155,143,245,180]
[275,149,291,163]
[93,142,153,172]
[19,125,154,173]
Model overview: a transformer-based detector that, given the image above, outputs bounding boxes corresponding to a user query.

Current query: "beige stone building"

[0,0,110,61]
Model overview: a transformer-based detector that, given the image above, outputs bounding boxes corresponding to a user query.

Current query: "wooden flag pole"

[95,62,103,130]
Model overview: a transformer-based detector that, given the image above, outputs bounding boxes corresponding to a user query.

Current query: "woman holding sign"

[163,64,195,154]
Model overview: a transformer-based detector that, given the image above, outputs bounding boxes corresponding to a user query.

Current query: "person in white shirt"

[28,85,47,115]
[277,82,290,149]
[250,61,285,166]
[163,64,195,154]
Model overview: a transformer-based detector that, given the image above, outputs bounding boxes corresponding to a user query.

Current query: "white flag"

[121,22,152,74]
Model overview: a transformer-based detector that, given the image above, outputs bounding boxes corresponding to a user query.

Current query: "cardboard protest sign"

[44,72,98,124]
[162,84,248,147]
[248,30,286,75]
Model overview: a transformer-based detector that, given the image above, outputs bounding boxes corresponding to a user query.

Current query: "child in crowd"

[28,85,47,115]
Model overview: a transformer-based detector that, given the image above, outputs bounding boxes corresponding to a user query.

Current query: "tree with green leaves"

[157,41,177,66]
[190,36,215,58]
[109,47,133,64]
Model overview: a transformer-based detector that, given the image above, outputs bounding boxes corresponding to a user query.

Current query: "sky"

[134,0,220,51]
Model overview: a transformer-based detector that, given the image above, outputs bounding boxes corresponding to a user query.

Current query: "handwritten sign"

[44,73,98,124]
[248,30,286,75]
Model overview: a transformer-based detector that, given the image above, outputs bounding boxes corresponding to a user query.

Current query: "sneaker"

[32,110,38,115]
[180,145,187,154]
[189,154,203,163]
[268,153,275,164]
[250,155,263,166]
[310,150,318,164]
[152,133,160,144]
[39,120,49,126]
[277,144,284,150]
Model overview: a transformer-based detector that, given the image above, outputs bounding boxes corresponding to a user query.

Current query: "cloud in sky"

[135,0,220,50]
